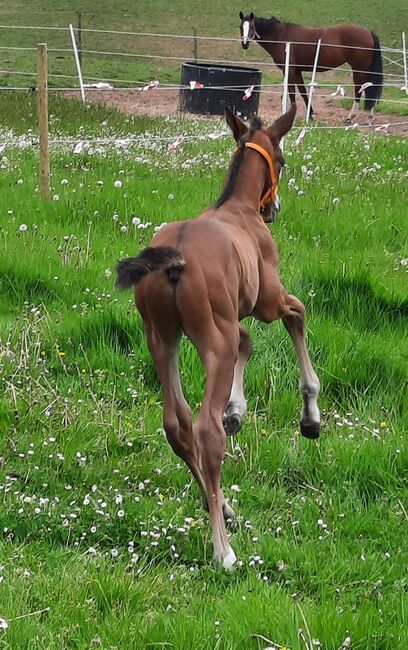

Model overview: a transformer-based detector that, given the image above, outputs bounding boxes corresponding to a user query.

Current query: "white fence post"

[281,41,291,114]
[403,32,408,95]
[281,42,291,153]
[69,23,86,103]
[306,38,321,123]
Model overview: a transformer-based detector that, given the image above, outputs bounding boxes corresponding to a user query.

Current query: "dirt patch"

[63,88,408,136]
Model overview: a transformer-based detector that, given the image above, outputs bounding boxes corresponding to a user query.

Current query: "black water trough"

[178,61,262,118]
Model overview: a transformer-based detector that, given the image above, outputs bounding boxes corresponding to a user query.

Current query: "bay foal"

[116,104,321,568]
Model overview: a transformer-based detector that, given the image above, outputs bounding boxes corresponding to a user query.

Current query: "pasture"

[0,91,407,648]
[0,0,408,647]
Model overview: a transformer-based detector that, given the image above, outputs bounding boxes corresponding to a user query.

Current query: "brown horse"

[116,104,321,568]
[239,12,383,121]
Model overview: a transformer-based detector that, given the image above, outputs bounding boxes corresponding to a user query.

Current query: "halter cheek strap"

[244,142,278,207]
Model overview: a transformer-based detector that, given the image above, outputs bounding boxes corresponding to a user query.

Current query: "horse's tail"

[364,32,383,110]
[116,246,185,289]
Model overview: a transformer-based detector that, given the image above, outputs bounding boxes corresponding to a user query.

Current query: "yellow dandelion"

[58,351,66,357]
[380,421,387,429]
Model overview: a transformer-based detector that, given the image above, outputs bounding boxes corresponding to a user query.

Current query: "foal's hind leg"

[282,294,321,439]
[145,325,207,501]
[194,321,240,568]
[146,324,233,521]
[223,325,252,436]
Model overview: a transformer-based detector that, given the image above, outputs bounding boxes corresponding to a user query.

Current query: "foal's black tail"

[116,247,185,289]
[364,32,383,110]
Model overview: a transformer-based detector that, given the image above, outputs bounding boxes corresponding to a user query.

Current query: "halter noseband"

[244,141,278,208]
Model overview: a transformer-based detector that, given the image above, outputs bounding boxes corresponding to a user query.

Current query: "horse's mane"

[215,116,263,208]
[255,15,297,31]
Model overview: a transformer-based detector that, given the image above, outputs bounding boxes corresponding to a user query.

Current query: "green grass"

[0,95,407,648]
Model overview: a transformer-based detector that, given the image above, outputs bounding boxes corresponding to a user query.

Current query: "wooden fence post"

[192,27,198,62]
[37,43,50,200]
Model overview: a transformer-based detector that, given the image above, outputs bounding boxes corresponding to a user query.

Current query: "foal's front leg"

[223,325,252,436]
[282,294,321,438]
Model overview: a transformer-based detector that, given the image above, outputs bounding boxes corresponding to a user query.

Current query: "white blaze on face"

[242,20,250,45]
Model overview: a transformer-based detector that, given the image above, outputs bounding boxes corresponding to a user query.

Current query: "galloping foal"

[116,104,321,568]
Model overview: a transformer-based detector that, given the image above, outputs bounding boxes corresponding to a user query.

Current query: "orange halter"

[244,141,278,208]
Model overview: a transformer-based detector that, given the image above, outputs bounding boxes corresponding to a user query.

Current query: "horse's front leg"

[223,325,252,436]
[346,71,365,123]
[296,70,313,120]
[282,293,321,438]
[288,69,297,106]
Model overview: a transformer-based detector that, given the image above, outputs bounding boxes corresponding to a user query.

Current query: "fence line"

[0,81,405,91]
[2,51,404,84]
[71,48,407,79]
[71,26,404,54]
[2,119,408,152]
[0,22,405,55]
[0,24,68,31]
[1,82,407,106]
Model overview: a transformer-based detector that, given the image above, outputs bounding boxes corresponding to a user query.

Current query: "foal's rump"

[116,217,245,346]
[116,246,185,289]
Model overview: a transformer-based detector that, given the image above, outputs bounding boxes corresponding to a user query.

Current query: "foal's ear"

[239,11,244,20]
[249,12,254,20]
[225,108,248,142]
[267,102,297,143]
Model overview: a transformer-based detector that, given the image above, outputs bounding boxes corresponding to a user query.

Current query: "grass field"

[0,90,407,648]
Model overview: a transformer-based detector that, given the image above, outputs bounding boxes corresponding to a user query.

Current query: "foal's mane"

[215,115,263,208]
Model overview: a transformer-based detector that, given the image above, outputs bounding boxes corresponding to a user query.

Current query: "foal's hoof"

[214,547,237,571]
[300,421,320,439]
[222,500,236,521]
[223,413,242,436]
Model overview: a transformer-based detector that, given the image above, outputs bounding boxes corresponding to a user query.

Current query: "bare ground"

[63,88,408,136]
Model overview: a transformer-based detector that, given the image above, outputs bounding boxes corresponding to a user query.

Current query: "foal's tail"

[116,246,185,289]
[364,32,383,110]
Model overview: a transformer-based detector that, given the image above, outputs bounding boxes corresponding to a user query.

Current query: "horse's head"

[225,103,297,222]
[239,11,256,49]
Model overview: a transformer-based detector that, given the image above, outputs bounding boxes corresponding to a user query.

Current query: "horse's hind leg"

[223,324,252,436]
[145,324,207,503]
[194,321,240,568]
[282,293,321,439]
